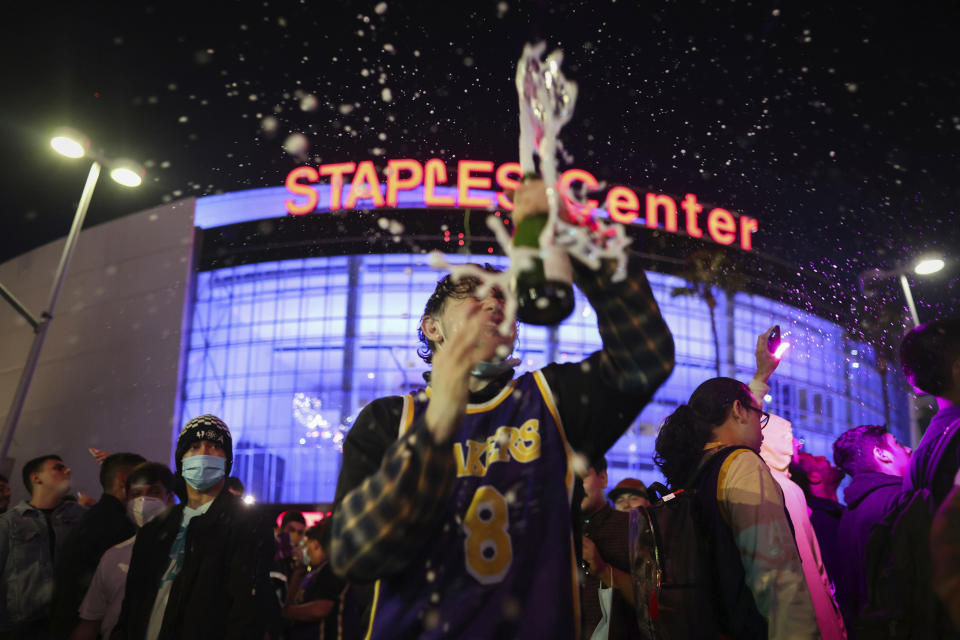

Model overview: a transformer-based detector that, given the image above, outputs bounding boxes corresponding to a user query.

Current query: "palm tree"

[671,248,747,378]
[846,289,911,427]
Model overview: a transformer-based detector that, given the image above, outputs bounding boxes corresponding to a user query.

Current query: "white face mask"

[127,496,167,527]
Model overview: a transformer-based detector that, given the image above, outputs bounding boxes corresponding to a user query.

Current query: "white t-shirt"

[78,535,136,639]
[146,501,213,640]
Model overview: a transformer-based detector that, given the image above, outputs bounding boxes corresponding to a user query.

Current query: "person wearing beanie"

[607,477,650,511]
[112,415,279,640]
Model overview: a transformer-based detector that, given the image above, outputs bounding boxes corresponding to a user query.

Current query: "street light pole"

[860,260,941,328]
[0,128,143,476]
[899,274,921,328]
[858,256,945,448]
[0,162,102,470]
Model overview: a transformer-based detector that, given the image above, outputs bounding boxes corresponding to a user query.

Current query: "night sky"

[2,1,958,324]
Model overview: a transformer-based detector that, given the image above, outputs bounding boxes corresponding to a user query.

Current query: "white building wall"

[0,199,196,504]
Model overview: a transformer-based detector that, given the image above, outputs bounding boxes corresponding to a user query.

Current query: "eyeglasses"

[744,405,771,428]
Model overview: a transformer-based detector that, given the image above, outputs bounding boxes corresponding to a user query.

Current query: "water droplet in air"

[571,452,588,476]
[283,133,309,156]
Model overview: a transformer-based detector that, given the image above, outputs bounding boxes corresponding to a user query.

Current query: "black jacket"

[835,471,903,634]
[905,404,960,507]
[806,495,844,591]
[49,493,135,639]
[112,490,278,640]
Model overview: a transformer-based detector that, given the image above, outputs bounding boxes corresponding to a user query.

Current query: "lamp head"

[50,127,90,159]
[109,158,145,188]
[914,257,945,276]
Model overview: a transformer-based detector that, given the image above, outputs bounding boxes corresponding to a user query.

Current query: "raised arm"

[749,326,781,409]
[544,253,675,457]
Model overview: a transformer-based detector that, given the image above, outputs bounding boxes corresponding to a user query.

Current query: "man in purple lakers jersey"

[330,180,675,639]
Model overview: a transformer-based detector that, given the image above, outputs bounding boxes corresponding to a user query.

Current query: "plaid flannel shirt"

[330,253,675,582]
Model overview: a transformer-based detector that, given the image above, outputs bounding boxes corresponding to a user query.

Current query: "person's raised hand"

[424,312,493,444]
[76,492,97,508]
[510,178,549,227]
[507,178,576,227]
[291,545,306,572]
[754,326,782,384]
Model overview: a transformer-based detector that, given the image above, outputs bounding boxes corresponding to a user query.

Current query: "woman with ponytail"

[654,374,819,640]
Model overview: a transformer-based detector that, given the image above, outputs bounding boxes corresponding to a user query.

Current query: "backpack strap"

[689,445,771,638]
[681,445,755,492]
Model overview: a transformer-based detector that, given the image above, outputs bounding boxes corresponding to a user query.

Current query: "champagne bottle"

[511,183,575,325]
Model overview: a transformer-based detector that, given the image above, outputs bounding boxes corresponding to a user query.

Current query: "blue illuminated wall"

[182,253,907,503]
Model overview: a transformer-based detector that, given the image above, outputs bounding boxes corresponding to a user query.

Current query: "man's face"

[33,459,71,497]
[283,521,306,546]
[0,479,10,510]
[183,440,226,460]
[881,432,912,477]
[613,493,650,512]
[129,481,172,504]
[797,451,845,487]
[426,286,517,364]
[580,466,608,514]
[305,538,326,566]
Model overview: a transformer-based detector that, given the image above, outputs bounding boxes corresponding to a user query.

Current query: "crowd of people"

[0,417,348,640]
[0,179,957,639]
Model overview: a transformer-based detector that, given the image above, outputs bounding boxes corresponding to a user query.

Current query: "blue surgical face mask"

[181,455,226,491]
[302,546,311,568]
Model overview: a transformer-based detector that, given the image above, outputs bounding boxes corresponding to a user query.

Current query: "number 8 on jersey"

[463,485,513,584]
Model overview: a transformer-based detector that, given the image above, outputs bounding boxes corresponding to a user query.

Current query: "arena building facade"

[0,160,909,503]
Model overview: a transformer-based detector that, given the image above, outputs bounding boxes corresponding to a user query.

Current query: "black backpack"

[627,448,750,640]
[858,422,960,639]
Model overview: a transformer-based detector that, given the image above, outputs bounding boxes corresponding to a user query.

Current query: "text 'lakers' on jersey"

[366,370,580,640]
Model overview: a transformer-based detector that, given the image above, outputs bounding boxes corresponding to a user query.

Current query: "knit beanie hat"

[608,477,649,502]
[175,414,233,475]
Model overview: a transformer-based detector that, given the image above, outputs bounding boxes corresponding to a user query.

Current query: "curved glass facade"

[182,253,908,502]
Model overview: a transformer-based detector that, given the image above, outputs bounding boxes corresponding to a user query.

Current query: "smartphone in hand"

[768,325,781,355]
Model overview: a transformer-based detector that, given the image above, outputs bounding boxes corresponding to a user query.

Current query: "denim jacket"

[0,500,86,628]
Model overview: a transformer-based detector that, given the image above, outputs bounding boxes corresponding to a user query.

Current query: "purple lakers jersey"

[365,370,580,639]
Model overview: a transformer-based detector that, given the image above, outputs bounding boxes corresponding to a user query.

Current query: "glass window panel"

[182,257,908,502]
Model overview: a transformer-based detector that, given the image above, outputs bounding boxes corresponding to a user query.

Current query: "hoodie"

[760,414,847,640]
[835,471,903,635]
